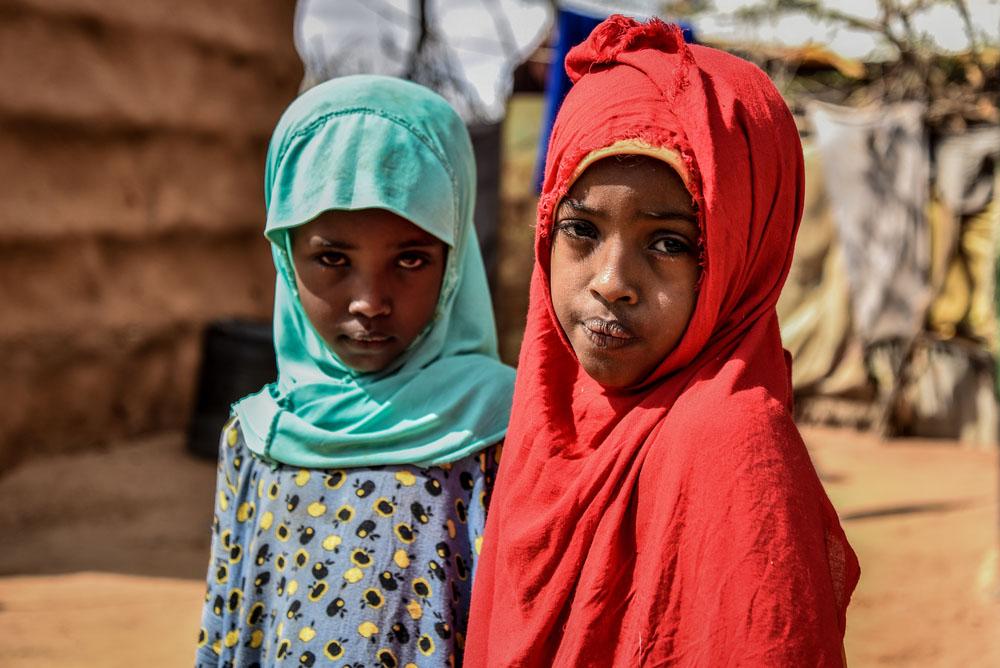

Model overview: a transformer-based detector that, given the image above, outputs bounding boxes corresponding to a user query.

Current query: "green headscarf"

[234,75,515,468]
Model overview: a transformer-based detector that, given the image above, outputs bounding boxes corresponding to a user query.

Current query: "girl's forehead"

[295,209,445,247]
[564,157,695,216]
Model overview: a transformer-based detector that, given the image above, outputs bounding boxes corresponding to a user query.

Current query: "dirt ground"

[808,428,1000,666]
[0,426,996,667]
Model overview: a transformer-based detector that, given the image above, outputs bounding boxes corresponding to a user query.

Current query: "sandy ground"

[1,427,997,667]
[0,434,215,668]
[808,428,1000,667]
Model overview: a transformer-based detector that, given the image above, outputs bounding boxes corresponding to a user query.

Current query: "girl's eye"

[555,220,598,240]
[317,252,349,267]
[650,235,694,256]
[397,253,430,270]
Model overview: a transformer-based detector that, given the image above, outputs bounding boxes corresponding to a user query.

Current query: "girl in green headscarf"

[195,75,514,667]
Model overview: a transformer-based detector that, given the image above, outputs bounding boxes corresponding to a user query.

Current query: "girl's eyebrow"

[640,209,698,225]
[396,238,439,249]
[310,236,355,250]
[560,198,601,217]
[307,236,438,250]
[561,198,697,225]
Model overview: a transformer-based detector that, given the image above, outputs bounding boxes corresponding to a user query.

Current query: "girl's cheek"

[553,256,591,307]
[399,272,443,331]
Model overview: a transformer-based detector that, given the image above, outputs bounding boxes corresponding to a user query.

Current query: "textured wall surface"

[0,0,302,465]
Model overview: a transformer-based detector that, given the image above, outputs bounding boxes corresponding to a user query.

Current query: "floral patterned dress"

[195,417,498,668]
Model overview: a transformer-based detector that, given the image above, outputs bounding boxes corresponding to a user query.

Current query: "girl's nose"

[347,284,392,319]
[589,240,638,306]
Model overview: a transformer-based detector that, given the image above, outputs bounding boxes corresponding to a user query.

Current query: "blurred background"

[1,0,998,665]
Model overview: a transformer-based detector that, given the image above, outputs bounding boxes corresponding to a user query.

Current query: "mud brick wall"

[0,1,302,465]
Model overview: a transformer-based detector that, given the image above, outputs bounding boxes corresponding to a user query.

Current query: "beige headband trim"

[568,139,692,192]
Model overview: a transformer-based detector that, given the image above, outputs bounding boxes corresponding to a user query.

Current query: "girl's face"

[550,156,700,388]
[290,209,446,373]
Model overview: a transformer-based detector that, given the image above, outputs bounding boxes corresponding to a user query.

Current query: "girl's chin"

[575,349,645,389]
[331,342,400,373]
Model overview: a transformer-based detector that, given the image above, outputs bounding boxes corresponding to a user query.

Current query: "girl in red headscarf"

[465,16,859,667]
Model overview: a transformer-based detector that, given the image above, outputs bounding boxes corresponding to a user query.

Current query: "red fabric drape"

[466,16,859,667]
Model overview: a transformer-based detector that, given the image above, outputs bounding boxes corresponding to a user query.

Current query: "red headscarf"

[466,16,859,666]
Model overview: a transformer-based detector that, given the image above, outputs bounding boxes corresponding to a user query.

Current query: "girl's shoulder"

[655,387,815,491]
[674,375,795,440]
[219,415,243,448]
[214,415,264,477]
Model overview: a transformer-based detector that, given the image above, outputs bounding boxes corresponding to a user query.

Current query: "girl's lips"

[339,332,395,351]
[580,318,638,350]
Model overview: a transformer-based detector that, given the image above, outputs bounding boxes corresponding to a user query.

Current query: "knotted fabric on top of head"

[234,75,514,468]
[466,16,859,666]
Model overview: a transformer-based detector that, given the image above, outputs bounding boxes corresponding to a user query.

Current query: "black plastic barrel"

[187,319,277,459]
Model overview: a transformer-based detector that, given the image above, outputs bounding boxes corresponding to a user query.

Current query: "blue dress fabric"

[196,418,498,667]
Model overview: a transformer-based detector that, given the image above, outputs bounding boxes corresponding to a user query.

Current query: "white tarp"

[294,0,553,124]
